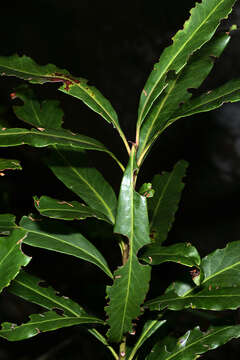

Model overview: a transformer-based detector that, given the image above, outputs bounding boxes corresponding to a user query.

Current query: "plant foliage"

[0,0,240,358]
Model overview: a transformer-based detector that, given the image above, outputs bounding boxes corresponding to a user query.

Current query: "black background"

[1,0,240,359]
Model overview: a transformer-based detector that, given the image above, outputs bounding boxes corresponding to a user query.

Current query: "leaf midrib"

[171,80,240,120]
[14,278,83,317]
[0,63,118,127]
[140,77,179,154]
[148,292,240,307]
[138,0,224,123]
[164,326,235,360]
[55,149,115,224]
[0,316,103,333]
[0,231,26,269]
[0,129,104,150]
[118,154,135,339]
[19,224,111,278]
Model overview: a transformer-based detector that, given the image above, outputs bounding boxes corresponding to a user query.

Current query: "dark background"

[1,0,240,359]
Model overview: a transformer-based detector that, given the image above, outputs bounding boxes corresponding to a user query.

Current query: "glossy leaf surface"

[9,270,87,317]
[106,147,151,342]
[128,320,166,360]
[34,196,110,223]
[137,0,237,125]
[146,287,240,312]
[45,148,117,224]
[140,242,201,267]
[138,33,230,158]
[9,271,116,358]
[148,325,240,360]
[200,240,240,288]
[0,229,31,293]
[148,160,188,244]
[0,55,120,131]
[20,215,113,279]
[9,85,123,168]
[146,241,240,311]
[0,127,111,153]
[0,310,104,341]
[171,78,240,121]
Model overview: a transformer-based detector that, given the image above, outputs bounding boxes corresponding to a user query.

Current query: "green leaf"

[0,158,22,172]
[137,0,237,126]
[146,287,240,312]
[9,270,87,316]
[0,214,17,233]
[146,241,240,311]
[9,85,125,171]
[148,160,188,244]
[140,242,201,267]
[0,55,129,151]
[128,320,166,360]
[147,325,240,360]
[19,215,113,279]
[0,229,31,293]
[200,240,240,288]
[9,270,118,360]
[137,33,230,159]
[0,127,112,153]
[0,310,104,341]
[165,281,194,297]
[12,85,64,129]
[34,196,110,223]
[105,147,151,342]
[139,183,155,198]
[45,148,117,224]
[170,78,240,122]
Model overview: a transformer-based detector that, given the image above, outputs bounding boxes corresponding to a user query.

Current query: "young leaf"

[147,325,240,360]
[137,33,230,160]
[0,310,104,341]
[0,214,17,233]
[0,158,22,172]
[106,147,151,342]
[140,242,201,267]
[128,320,166,360]
[0,229,31,293]
[9,270,87,317]
[137,0,237,126]
[0,54,129,152]
[12,85,64,129]
[45,148,117,224]
[147,287,240,312]
[19,215,113,279]
[170,78,240,122]
[34,196,110,223]
[148,160,188,244]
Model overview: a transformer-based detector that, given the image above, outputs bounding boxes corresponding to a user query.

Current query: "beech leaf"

[148,325,240,360]
[0,229,31,293]
[106,147,151,342]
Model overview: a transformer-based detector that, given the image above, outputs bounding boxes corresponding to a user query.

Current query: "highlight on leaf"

[0,54,130,153]
[0,0,240,358]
